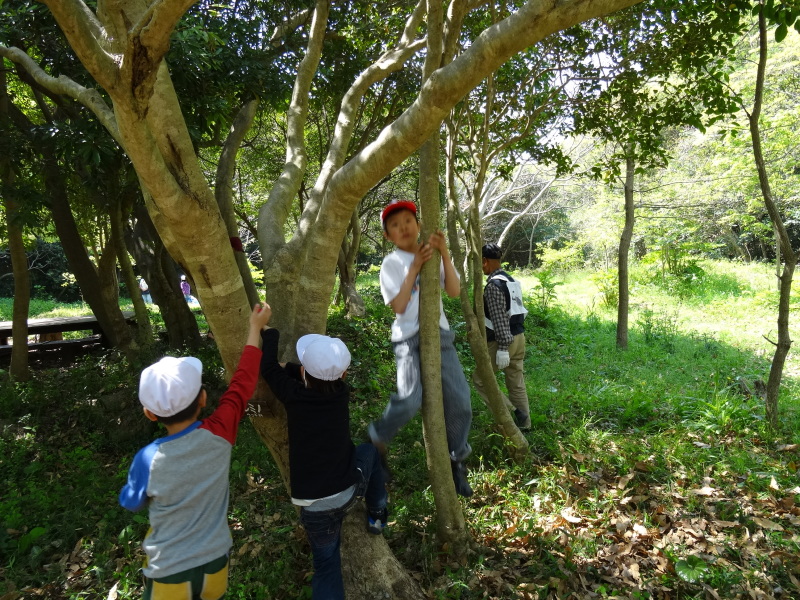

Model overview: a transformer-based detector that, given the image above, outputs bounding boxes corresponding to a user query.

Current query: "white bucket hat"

[139,356,203,417]
[296,334,351,381]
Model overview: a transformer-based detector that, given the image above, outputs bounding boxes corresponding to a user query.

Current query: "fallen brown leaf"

[752,517,784,531]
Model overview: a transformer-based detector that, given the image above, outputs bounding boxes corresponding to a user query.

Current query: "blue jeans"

[299,443,387,600]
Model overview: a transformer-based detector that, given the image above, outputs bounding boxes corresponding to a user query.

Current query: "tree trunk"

[749,7,796,429]
[617,151,635,350]
[112,200,153,347]
[417,0,469,555]
[337,209,365,317]
[775,226,781,292]
[340,505,427,600]
[419,135,469,551]
[442,108,528,460]
[448,188,529,459]
[215,99,261,308]
[3,197,30,381]
[0,71,29,380]
[126,205,201,349]
[44,155,136,354]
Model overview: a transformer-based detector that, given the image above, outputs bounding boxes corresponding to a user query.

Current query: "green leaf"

[775,23,788,42]
[17,526,47,553]
[676,555,709,583]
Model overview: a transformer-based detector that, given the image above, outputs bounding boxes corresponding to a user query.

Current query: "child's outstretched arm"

[428,230,460,298]
[247,302,272,347]
[199,302,269,445]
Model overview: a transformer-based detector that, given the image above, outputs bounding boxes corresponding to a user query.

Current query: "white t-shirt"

[380,249,452,342]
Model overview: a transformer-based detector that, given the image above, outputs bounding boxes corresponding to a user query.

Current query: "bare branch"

[270,8,312,46]
[299,0,428,249]
[259,0,330,264]
[42,0,118,89]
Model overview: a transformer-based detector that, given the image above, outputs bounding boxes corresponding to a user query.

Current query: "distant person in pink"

[180,275,191,303]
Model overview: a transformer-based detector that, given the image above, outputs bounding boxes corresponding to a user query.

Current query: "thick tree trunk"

[45,156,136,354]
[749,7,796,429]
[340,505,427,600]
[617,152,635,350]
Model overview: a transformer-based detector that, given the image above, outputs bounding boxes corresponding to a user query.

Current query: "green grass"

[2,258,800,599]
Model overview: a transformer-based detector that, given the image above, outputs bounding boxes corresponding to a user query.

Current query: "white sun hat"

[139,356,203,417]
[296,334,351,381]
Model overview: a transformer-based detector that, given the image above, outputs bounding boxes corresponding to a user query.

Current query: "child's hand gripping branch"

[426,229,460,298]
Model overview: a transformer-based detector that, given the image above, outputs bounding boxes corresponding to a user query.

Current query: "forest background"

[2,0,800,598]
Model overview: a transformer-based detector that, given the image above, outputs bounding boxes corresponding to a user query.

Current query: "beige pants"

[473,333,530,424]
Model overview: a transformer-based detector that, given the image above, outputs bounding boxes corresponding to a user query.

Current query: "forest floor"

[1,259,800,599]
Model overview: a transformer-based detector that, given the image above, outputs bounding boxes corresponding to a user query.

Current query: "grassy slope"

[1,259,799,599]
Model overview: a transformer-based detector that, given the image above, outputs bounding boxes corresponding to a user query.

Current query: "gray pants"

[369,328,472,462]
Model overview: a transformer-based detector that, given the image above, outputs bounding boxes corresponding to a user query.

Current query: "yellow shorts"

[143,554,228,600]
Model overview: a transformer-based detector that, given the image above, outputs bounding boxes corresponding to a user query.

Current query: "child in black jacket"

[259,305,387,600]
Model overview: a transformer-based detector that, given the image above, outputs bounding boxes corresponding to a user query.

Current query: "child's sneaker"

[367,507,389,535]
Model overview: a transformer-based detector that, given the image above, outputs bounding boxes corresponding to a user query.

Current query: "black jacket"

[260,328,358,500]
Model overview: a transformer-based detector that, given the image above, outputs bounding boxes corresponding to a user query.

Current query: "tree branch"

[133,0,198,65]
[0,44,123,146]
[259,0,330,266]
[270,8,312,46]
[42,0,117,89]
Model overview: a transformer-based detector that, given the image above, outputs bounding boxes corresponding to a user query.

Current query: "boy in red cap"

[368,199,473,497]
[119,303,271,600]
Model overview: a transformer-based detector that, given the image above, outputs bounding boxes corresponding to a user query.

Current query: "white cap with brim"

[139,356,203,417]
[296,334,351,381]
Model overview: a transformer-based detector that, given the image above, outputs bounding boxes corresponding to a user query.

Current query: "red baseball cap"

[381,200,417,229]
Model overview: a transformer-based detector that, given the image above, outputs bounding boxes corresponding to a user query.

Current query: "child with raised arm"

[258,305,388,600]
[119,303,270,600]
[367,199,474,497]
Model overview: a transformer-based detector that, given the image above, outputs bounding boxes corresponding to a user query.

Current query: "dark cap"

[381,200,417,229]
[482,243,502,259]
